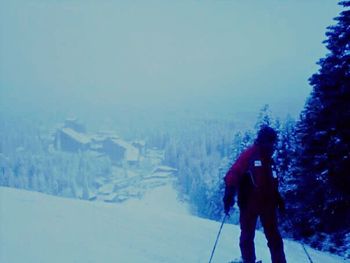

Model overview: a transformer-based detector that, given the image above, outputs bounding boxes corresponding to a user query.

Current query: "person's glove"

[223,186,235,215]
[276,192,285,213]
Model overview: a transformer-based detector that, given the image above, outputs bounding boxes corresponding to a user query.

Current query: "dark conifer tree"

[289,1,350,255]
[275,116,296,186]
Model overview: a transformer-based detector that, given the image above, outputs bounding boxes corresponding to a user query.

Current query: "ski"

[228,260,262,263]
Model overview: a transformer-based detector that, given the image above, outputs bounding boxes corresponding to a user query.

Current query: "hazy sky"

[0,0,340,122]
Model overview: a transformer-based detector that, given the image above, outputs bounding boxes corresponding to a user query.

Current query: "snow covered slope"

[0,186,347,263]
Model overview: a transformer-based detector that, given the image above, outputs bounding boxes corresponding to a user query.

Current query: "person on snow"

[223,125,287,263]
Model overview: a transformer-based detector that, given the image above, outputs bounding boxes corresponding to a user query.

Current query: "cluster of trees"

[162,118,235,216]
[162,102,348,257]
[162,104,295,220]
[283,1,350,257]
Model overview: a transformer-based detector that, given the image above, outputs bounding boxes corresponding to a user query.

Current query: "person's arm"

[223,147,253,214]
[273,177,285,212]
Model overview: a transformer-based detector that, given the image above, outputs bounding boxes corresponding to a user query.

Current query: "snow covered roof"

[60,128,90,145]
[110,138,139,162]
[63,118,86,132]
[143,166,177,180]
[152,165,177,174]
[97,130,120,139]
[90,134,107,143]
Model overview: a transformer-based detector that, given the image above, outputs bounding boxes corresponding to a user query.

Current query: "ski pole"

[284,216,314,263]
[208,214,227,263]
[301,243,314,263]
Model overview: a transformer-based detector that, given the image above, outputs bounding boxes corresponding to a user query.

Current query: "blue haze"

[0,0,340,127]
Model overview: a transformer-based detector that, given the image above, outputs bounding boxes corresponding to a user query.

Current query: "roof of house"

[60,128,90,145]
[152,165,177,174]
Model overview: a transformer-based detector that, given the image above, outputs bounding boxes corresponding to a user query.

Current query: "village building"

[55,127,90,152]
[132,140,146,155]
[54,119,140,166]
[102,138,139,165]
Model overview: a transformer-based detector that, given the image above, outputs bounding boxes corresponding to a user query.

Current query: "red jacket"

[225,144,279,207]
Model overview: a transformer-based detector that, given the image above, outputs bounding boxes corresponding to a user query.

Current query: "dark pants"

[239,205,286,263]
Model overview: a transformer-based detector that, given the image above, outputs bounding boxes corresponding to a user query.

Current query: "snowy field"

[0,186,348,263]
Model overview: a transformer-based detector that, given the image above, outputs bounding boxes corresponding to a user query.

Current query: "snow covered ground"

[0,186,348,263]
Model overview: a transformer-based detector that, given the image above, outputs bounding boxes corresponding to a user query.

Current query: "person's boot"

[228,259,262,263]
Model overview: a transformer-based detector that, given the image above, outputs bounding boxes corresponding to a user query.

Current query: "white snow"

[0,186,348,263]
[61,127,90,145]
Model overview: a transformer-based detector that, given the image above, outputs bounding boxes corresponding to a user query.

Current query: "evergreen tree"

[275,116,296,184]
[289,1,350,255]
[255,104,273,131]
